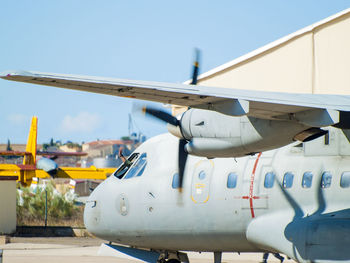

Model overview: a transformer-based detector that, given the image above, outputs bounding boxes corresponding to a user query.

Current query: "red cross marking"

[241,152,262,218]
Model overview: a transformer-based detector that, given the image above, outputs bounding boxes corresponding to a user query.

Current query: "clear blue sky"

[1,1,349,144]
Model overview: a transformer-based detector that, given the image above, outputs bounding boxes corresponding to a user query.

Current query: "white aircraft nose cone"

[84,200,100,228]
[84,176,125,241]
[84,185,103,236]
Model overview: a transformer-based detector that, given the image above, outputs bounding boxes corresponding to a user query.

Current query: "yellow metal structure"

[36,166,116,180]
[0,165,115,181]
[0,116,117,186]
[0,164,23,178]
[21,116,38,186]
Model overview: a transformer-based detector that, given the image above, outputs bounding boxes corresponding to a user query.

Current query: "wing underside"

[2,71,350,119]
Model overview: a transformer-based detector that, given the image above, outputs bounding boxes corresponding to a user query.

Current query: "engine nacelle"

[168,109,310,158]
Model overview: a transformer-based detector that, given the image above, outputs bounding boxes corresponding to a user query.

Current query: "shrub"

[17,180,82,226]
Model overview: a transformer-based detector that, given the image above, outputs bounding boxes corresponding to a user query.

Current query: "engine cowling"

[168,109,310,158]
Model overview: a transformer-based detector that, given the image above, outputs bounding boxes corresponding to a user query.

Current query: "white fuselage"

[84,129,350,262]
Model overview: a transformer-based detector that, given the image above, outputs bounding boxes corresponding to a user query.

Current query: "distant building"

[82,139,139,168]
[82,139,136,158]
[0,143,43,164]
[59,144,82,153]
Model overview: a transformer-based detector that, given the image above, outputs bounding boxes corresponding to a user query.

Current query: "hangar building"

[174,8,350,116]
[197,8,350,94]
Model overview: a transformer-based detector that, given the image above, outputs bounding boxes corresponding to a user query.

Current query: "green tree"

[6,139,12,151]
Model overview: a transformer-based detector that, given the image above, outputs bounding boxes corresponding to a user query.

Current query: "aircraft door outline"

[191,160,214,204]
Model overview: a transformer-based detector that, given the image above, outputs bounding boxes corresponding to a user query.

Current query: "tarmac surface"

[0,237,296,263]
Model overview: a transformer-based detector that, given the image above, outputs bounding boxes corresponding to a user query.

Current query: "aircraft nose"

[84,182,104,236]
[84,176,124,240]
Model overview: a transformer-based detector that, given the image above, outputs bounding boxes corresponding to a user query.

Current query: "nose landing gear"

[159,251,222,263]
[158,251,189,263]
[214,251,222,263]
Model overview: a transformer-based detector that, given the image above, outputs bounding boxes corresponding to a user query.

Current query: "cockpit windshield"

[113,153,139,179]
[113,152,147,179]
[123,153,147,179]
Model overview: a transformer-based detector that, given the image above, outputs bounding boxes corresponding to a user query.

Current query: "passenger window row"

[171,171,350,190]
[263,171,350,189]
[223,171,337,190]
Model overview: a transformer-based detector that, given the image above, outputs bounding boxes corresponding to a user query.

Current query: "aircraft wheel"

[167,259,181,263]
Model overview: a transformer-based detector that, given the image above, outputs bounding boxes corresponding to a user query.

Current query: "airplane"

[0,116,115,186]
[83,127,350,263]
[2,50,350,262]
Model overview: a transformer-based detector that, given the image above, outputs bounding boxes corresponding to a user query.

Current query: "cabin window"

[123,153,147,179]
[340,172,350,188]
[227,172,238,189]
[264,172,275,188]
[198,170,206,180]
[113,153,139,179]
[283,172,294,188]
[172,173,180,189]
[302,172,313,188]
[321,171,332,188]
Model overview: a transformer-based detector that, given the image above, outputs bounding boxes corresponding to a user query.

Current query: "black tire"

[167,259,181,263]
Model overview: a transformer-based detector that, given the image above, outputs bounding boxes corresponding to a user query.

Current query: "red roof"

[84,140,133,146]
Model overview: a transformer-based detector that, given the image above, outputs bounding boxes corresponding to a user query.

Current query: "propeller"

[141,49,201,191]
[142,107,179,127]
[190,48,200,85]
[178,138,188,192]
[141,106,187,190]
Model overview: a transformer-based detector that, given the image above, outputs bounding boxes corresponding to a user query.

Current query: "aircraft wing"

[2,70,350,119]
[35,167,115,180]
[37,151,87,157]
[0,163,115,186]
[0,151,31,156]
[0,150,86,157]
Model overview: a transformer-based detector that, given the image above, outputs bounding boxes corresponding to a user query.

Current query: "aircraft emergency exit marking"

[241,152,262,218]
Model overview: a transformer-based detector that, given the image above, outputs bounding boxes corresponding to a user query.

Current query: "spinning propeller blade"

[178,139,188,191]
[190,48,200,85]
[142,107,179,126]
[141,49,201,191]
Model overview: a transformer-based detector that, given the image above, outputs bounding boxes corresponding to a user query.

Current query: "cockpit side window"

[123,153,147,179]
[113,153,139,179]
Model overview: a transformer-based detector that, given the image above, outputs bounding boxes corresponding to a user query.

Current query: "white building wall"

[0,180,17,234]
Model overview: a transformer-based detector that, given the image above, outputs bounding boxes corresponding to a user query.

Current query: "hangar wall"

[197,33,314,94]
[195,8,350,95]
[314,13,350,94]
